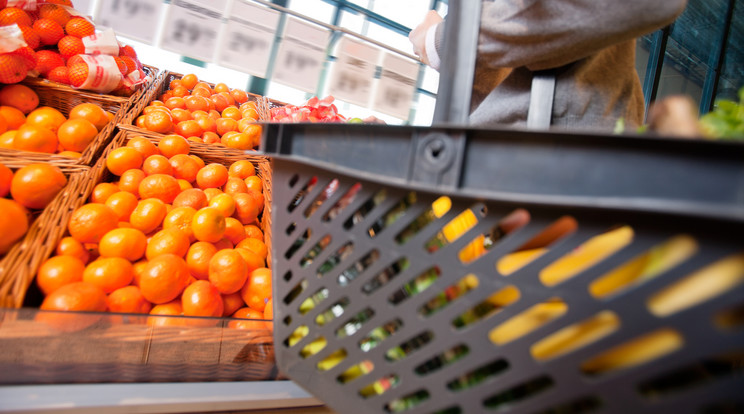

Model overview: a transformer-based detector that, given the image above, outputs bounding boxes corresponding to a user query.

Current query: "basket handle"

[432,0,555,129]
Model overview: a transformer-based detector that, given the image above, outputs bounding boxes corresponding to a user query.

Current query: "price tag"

[217,1,280,78]
[96,0,163,44]
[160,0,228,63]
[372,53,419,119]
[272,17,329,93]
[328,36,380,108]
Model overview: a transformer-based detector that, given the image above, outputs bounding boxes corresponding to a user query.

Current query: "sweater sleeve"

[456,0,687,71]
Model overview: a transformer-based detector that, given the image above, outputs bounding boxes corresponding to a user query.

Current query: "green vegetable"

[699,87,744,140]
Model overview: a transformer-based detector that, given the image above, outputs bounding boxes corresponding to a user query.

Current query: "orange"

[106,146,144,176]
[190,155,205,169]
[25,106,66,134]
[174,120,202,139]
[148,299,185,327]
[223,177,248,194]
[169,153,200,182]
[215,117,238,136]
[228,307,269,330]
[162,206,196,241]
[104,191,138,221]
[170,85,189,98]
[65,16,95,38]
[241,267,272,313]
[107,285,153,314]
[132,260,148,286]
[145,227,190,260]
[0,198,27,255]
[68,103,109,131]
[0,84,39,114]
[180,73,199,90]
[208,193,236,217]
[118,168,146,196]
[36,255,85,296]
[231,89,249,105]
[170,108,193,124]
[143,110,173,134]
[0,162,12,197]
[98,227,147,261]
[240,107,259,122]
[245,175,263,193]
[172,188,208,210]
[224,217,247,245]
[232,192,260,225]
[196,163,228,189]
[222,292,245,317]
[0,106,26,129]
[177,179,192,191]
[139,254,190,304]
[203,187,223,202]
[12,124,58,153]
[142,154,173,176]
[55,236,90,264]
[234,247,265,275]
[158,134,190,158]
[193,81,212,93]
[186,241,218,280]
[192,207,226,243]
[164,96,187,110]
[0,130,15,148]
[181,280,224,317]
[184,95,211,112]
[195,117,216,135]
[236,237,268,260]
[129,198,167,234]
[39,282,107,326]
[221,106,242,121]
[210,94,230,112]
[208,249,248,294]
[213,83,230,94]
[263,297,273,320]
[168,79,184,90]
[243,124,262,148]
[245,189,265,215]
[90,182,119,203]
[138,174,181,204]
[243,224,263,240]
[202,131,220,144]
[221,131,253,150]
[126,136,159,159]
[10,163,67,209]
[39,4,72,26]
[83,257,134,293]
[228,160,256,179]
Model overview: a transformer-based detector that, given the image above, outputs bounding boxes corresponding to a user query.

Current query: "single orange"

[221,131,253,150]
[236,237,268,260]
[192,207,226,243]
[129,198,167,234]
[106,146,144,176]
[196,116,216,134]
[231,89,249,105]
[184,95,210,112]
[0,130,16,148]
[104,191,138,221]
[174,120,202,139]
[148,299,185,327]
[232,192,260,225]
[158,134,190,158]
[196,163,228,189]
[172,187,208,210]
[55,236,90,264]
[0,105,26,129]
[241,267,272,313]
[118,168,146,196]
[208,249,248,294]
[132,259,148,286]
[180,73,199,90]
[142,154,174,176]
[263,297,273,320]
[228,307,269,330]
[0,84,39,114]
[138,173,181,204]
[228,160,256,179]
[243,224,264,240]
[36,255,85,296]
[221,106,241,121]
[223,177,248,194]
[90,182,119,203]
[170,107,193,124]
[203,187,223,202]
[234,247,265,275]
[143,110,173,134]
[98,227,147,261]
[107,285,153,314]
[185,241,218,281]
[39,282,106,324]
[68,103,109,131]
[181,280,224,317]
[162,206,196,241]
[126,136,159,159]
[169,153,200,182]
[215,117,238,136]
[25,106,66,134]
[224,217,247,245]
[210,94,230,113]
[139,254,190,304]
[221,292,245,317]
[244,175,263,193]
[164,96,187,110]
[12,124,58,153]
[10,163,67,209]
[208,193,236,217]
[145,227,190,260]
[243,124,262,148]
[83,257,134,293]
[177,179,192,191]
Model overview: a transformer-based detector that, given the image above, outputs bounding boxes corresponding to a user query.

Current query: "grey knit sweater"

[435,0,688,131]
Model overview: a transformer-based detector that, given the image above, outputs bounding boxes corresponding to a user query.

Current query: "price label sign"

[272,17,329,93]
[217,1,280,78]
[328,36,380,108]
[160,0,228,63]
[372,53,419,119]
[96,0,163,44]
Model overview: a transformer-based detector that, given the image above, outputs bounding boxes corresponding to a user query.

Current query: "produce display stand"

[262,2,744,413]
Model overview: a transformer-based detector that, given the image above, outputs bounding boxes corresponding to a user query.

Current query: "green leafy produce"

[700,87,744,140]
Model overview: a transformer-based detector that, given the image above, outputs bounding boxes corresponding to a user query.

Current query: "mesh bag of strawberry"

[269,96,348,123]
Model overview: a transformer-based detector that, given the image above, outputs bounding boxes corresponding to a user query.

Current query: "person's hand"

[409,10,443,66]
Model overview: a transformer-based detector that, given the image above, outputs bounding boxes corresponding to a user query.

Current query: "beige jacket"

[435,0,688,130]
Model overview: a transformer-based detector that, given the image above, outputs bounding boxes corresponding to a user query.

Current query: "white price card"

[217,1,280,78]
[160,0,228,63]
[272,17,329,93]
[96,0,163,45]
[328,36,380,108]
[372,53,419,119]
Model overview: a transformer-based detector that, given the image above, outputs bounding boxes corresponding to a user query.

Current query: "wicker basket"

[0,159,90,309]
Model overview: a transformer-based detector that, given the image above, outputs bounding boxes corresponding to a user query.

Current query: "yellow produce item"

[648,253,744,317]
[317,349,347,371]
[287,325,309,347]
[489,299,567,345]
[431,196,451,218]
[539,226,634,287]
[580,329,683,375]
[338,360,374,383]
[300,336,327,358]
[531,311,620,361]
[497,248,546,275]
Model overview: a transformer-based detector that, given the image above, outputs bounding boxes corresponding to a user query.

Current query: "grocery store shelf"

[0,381,324,414]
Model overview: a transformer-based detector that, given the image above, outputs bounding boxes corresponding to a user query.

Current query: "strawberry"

[65,17,95,39]
[0,8,33,27]
[33,18,66,46]
[0,53,27,84]
[17,25,41,50]
[48,65,70,85]
[38,4,72,27]
[10,46,37,71]
[67,61,88,88]
[58,35,85,60]
[34,49,65,77]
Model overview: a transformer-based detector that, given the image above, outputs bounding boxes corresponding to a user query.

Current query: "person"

[408,1,688,131]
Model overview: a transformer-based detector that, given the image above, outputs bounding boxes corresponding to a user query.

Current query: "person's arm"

[408,10,443,70]
[473,0,687,71]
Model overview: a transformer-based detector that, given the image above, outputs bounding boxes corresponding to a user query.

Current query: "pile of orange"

[0,161,67,256]
[134,74,262,151]
[36,135,272,329]
[0,83,112,157]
